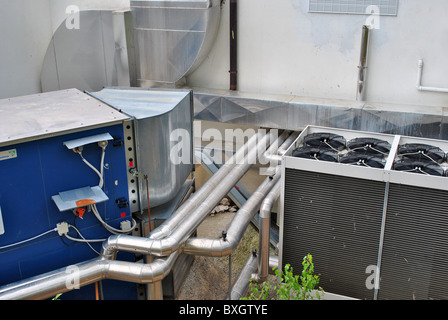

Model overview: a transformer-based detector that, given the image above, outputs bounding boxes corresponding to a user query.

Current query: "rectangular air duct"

[279,125,448,300]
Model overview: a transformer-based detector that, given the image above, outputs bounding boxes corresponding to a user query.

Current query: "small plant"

[242,253,324,300]
[52,293,63,300]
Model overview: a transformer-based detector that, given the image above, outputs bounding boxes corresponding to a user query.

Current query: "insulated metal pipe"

[144,130,270,300]
[259,130,290,165]
[0,252,179,300]
[228,255,279,300]
[182,169,281,257]
[256,180,281,282]
[227,251,258,300]
[148,130,265,241]
[261,131,300,164]
[269,255,279,273]
[101,131,277,259]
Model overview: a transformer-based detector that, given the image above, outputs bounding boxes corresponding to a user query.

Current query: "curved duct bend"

[131,0,223,87]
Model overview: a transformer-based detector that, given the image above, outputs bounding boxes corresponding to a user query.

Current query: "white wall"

[187,0,448,108]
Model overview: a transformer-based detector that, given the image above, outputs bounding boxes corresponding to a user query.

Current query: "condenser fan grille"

[340,152,386,168]
[292,146,339,162]
[347,137,391,156]
[393,159,446,176]
[394,143,447,176]
[303,132,346,151]
[397,143,446,164]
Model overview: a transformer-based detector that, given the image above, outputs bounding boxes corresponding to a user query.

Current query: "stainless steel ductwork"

[41,1,222,92]
[130,0,222,87]
[88,87,194,209]
[41,10,133,93]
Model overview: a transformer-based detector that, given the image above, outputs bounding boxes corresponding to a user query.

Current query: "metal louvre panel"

[378,184,448,300]
[282,168,385,300]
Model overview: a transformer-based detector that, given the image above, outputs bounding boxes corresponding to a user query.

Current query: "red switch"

[75,207,86,219]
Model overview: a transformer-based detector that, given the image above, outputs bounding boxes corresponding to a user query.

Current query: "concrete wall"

[187,0,448,108]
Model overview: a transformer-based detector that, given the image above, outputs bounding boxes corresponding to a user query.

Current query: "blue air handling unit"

[0,87,194,299]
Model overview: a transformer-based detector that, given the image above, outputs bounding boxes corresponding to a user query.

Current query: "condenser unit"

[279,125,448,300]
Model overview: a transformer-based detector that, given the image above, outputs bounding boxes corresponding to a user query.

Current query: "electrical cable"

[99,145,106,189]
[75,141,136,235]
[63,224,105,255]
[77,150,105,188]
[91,204,137,235]
[0,228,57,250]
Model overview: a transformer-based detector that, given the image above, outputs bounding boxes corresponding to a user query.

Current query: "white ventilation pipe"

[416,60,448,93]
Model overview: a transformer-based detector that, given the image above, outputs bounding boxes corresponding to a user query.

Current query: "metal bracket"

[129,167,145,178]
